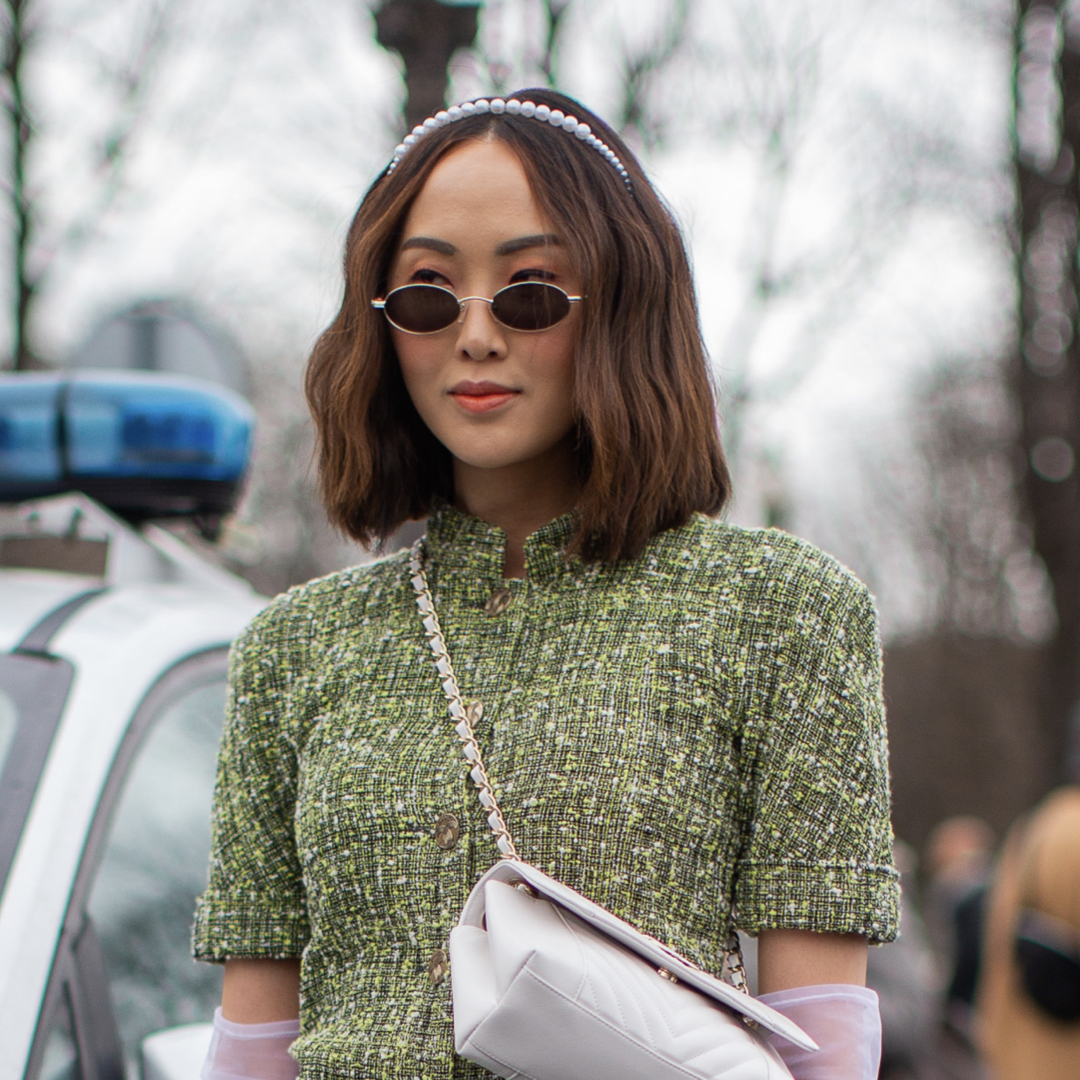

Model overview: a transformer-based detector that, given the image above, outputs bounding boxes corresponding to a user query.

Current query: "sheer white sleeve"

[201,1007,300,1080]
[759,984,881,1080]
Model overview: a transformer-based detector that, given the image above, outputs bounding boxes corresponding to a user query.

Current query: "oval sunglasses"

[372,282,583,335]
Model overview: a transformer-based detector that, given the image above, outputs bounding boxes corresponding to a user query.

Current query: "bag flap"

[460,860,819,1053]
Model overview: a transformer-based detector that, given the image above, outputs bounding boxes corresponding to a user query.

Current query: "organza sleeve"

[733,555,900,943]
[192,603,311,961]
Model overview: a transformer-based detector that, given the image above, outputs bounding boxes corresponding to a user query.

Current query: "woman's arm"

[757,929,867,993]
[222,959,302,1022]
[756,930,878,1080]
[202,961,302,1080]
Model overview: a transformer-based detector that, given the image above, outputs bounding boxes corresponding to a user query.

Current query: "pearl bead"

[394,143,407,156]
[490,98,506,113]
[422,117,439,131]
[447,105,463,121]
[562,115,578,131]
[505,99,522,114]
[403,134,418,146]
[435,110,450,124]
[461,102,476,115]
[535,104,551,121]
[475,99,490,113]
[520,100,536,117]
[548,109,564,125]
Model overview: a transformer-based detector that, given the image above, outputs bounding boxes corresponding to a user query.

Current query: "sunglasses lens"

[491,283,571,331]
[384,286,460,333]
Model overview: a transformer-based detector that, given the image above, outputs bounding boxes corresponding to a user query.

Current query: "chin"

[452,450,534,470]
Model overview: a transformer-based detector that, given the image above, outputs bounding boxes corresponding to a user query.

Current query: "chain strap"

[723,931,749,994]
[409,541,519,860]
[408,538,749,992]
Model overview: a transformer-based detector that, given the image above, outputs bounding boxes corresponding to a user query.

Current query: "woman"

[194,89,899,1080]
[977,787,1080,1079]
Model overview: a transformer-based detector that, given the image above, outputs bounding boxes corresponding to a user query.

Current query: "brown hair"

[305,88,730,562]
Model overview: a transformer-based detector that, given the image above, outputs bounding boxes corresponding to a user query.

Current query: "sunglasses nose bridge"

[455,295,497,329]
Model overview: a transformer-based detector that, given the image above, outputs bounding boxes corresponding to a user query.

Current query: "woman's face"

[386,139,582,476]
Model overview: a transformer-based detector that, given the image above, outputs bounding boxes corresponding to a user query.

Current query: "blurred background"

[3,0,1080,1076]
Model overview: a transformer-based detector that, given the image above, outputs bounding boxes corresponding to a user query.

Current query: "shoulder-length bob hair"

[306,88,730,563]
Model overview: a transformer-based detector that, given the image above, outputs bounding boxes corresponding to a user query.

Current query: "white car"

[0,373,266,1080]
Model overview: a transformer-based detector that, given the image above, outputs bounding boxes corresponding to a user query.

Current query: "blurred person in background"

[923,816,996,1042]
[866,840,940,1079]
[976,787,1080,1079]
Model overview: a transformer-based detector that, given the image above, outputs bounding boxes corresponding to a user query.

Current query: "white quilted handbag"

[409,543,816,1080]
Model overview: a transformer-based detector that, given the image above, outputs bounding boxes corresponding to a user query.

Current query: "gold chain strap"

[408,539,749,992]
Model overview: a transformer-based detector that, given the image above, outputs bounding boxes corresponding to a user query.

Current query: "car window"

[36,988,78,1080]
[85,674,226,1073]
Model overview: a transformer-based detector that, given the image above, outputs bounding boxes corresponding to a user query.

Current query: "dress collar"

[423,503,579,585]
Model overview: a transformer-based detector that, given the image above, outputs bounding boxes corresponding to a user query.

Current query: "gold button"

[465,700,483,725]
[434,813,460,850]
[484,588,513,616]
[429,948,449,986]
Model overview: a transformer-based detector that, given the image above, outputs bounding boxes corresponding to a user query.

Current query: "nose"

[455,297,507,362]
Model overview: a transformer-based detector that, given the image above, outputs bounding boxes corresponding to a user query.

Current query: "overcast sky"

[16,0,1019,632]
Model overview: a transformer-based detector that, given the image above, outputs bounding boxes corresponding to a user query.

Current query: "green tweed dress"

[193,506,899,1080]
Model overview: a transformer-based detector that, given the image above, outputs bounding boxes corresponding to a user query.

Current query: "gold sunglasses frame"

[372,282,584,335]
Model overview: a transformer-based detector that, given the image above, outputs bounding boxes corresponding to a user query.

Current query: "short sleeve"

[734,551,900,943]
[192,602,311,961]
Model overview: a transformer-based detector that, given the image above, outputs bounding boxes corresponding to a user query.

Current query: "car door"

[28,649,228,1080]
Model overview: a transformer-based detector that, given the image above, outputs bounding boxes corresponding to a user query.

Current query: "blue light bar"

[0,371,254,521]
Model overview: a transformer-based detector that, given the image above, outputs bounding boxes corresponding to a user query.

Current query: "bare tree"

[537,0,569,87]
[1012,0,1080,786]
[611,0,689,148]
[0,0,186,369]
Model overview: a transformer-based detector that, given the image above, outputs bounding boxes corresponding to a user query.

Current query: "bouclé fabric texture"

[193,507,899,1080]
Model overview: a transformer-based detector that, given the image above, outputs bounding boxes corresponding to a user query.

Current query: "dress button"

[429,948,449,986]
[434,813,460,849]
[484,587,513,616]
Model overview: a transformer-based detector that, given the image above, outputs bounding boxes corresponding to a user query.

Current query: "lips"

[449,381,520,414]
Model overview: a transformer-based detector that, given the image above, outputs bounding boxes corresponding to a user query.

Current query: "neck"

[453,441,578,578]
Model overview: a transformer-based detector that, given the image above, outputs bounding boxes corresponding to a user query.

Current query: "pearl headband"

[387,97,633,191]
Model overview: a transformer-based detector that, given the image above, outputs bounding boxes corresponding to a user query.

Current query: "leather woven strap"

[407,539,750,992]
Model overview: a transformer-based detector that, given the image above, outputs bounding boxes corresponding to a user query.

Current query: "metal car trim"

[14,589,108,656]
[0,656,77,903]
[0,590,109,901]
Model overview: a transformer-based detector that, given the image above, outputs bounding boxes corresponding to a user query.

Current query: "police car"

[0,372,266,1080]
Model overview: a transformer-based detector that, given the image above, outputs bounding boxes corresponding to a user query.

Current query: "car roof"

[1,492,263,651]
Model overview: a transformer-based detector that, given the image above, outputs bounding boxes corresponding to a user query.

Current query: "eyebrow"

[494,233,562,256]
[399,236,457,255]
[398,233,562,257]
